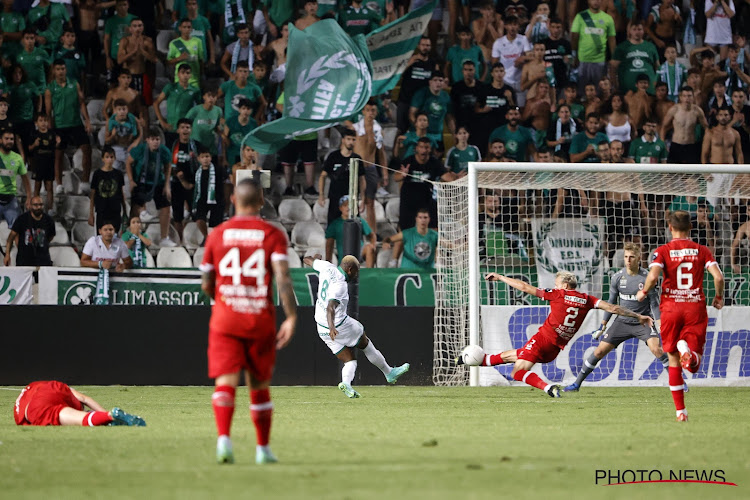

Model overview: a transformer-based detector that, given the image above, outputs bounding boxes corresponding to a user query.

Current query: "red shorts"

[17,381,82,426]
[517,333,562,364]
[660,303,708,354]
[208,327,276,381]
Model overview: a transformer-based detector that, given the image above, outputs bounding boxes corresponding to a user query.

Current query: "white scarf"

[193,164,217,206]
[555,118,576,152]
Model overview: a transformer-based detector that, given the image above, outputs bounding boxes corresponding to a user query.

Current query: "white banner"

[531,218,605,298]
[0,267,34,305]
[480,305,750,387]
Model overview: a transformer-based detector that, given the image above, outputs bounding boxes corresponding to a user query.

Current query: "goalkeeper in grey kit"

[564,243,670,392]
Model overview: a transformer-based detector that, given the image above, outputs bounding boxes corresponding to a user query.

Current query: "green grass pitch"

[1,385,748,499]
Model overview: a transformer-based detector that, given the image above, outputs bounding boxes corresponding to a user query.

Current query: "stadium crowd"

[0,0,749,272]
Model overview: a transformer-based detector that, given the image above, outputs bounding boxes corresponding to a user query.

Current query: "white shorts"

[316,316,364,354]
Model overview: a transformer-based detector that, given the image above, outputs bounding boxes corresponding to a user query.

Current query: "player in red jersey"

[456,271,653,397]
[636,210,724,422]
[14,380,145,426]
[200,179,297,465]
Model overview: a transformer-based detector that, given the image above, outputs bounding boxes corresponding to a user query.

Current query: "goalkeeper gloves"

[591,324,607,340]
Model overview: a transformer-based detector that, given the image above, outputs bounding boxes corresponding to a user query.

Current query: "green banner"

[366,0,436,95]
[243,19,372,154]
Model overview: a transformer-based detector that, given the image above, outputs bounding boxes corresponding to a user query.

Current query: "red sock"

[668,367,686,411]
[513,369,548,391]
[250,389,273,446]
[82,411,113,426]
[212,385,236,437]
[484,353,507,366]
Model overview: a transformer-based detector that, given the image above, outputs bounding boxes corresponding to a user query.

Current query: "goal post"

[434,162,750,387]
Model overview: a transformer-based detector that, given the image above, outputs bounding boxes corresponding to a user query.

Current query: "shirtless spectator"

[646,0,682,57]
[653,82,676,125]
[295,0,320,31]
[104,70,144,126]
[662,86,709,163]
[521,43,551,101]
[117,18,157,107]
[353,99,389,237]
[702,106,743,164]
[76,0,110,74]
[262,23,288,69]
[625,74,653,131]
[472,1,503,65]
[522,80,553,149]
[692,47,728,99]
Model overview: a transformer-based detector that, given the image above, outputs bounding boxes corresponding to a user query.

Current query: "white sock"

[363,341,392,375]
[342,360,357,385]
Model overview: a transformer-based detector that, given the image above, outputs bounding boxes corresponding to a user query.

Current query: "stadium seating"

[278,199,312,226]
[361,199,386,223]
[71,221,96,247]
[313,198,329,225]
[376,248,392,269]
[155,30,174,55]
[260,199,279,220]
[62,196,91,221]
[182,222,203,249]
[287,248,302,268]
[50,247,80,267]
[144,249,156,268]
[87,100,105,127]
[385,198,400,224]
[61,170,80,196]
[145,222,180,247]
[291,221,326,250]
[156,247,192,268]
[192,247,205,267]
[50,222,70,245]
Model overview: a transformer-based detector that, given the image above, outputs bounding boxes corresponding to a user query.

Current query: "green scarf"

[193,163,217,207]
[580,11,603,57]
[95,267,109,305]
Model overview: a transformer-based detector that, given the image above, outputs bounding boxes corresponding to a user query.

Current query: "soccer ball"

[461,345,485,366]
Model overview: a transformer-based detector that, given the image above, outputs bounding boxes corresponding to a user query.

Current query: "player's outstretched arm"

[70,388,106,412]
[636,266,662,302]
[485,273,537,296]
[302,254,323,267]
[708,263,725,310]
[273,259,297,349]
[597,301,654,327]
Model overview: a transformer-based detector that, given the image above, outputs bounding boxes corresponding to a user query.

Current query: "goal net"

[433,163,750,387]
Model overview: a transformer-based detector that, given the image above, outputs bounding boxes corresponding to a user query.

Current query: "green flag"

[366,0,436,95]
[243,20,373,154]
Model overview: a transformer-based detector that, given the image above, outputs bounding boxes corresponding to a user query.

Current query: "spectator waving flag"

[243,19,373,154]
[366,0,437,95]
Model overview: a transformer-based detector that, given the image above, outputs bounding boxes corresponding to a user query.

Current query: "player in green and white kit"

[564,243,671,392]
[302,255,410,398]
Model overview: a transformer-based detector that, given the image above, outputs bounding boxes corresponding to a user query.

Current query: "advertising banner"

[0,267,34,304]
[480,306,750,387]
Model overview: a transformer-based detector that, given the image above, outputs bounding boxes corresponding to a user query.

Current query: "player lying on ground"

[303,254,410,398]
[565,243,671,392]
[14,380,145,426]
[456,271,653,397]
[636,210,724,422]
[200,179,297,464]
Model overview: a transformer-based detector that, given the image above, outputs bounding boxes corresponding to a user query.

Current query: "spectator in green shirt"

[611,19,659,93]
[571,0,616,94]
[0,1,25,62]
[27,0,69,51]
[569,112,609,163]
[325,195,376,268]
[218,60,265,122]
[445,26,486,83]
[16,29,50,96]
[181,0,215,63]
[409,71,455,150]
[186,87,224,158]
[167,18,204,88]
[121,215,152,268]
[627,118,668,163]
[153,64,202,145]
[53,27,86,86]
[382,209,439,269]
[338,0,389,37]
[262,0,296,40]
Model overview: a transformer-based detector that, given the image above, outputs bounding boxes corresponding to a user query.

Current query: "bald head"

[233,179,264,215]
[340,255,360,281]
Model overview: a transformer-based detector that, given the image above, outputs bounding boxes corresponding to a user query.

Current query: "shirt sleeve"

[82,237,95,257]
[269,227,289,262]
[167,42,178,59]
[313,259,333,273]
[118,242,130,261]
[587,293,601,309]
[327,280,348,303]
[650,247,665,268]
[535,288,558,301]
[702,245,718,269]
[606,16,616,37]
[571,15,582,34]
